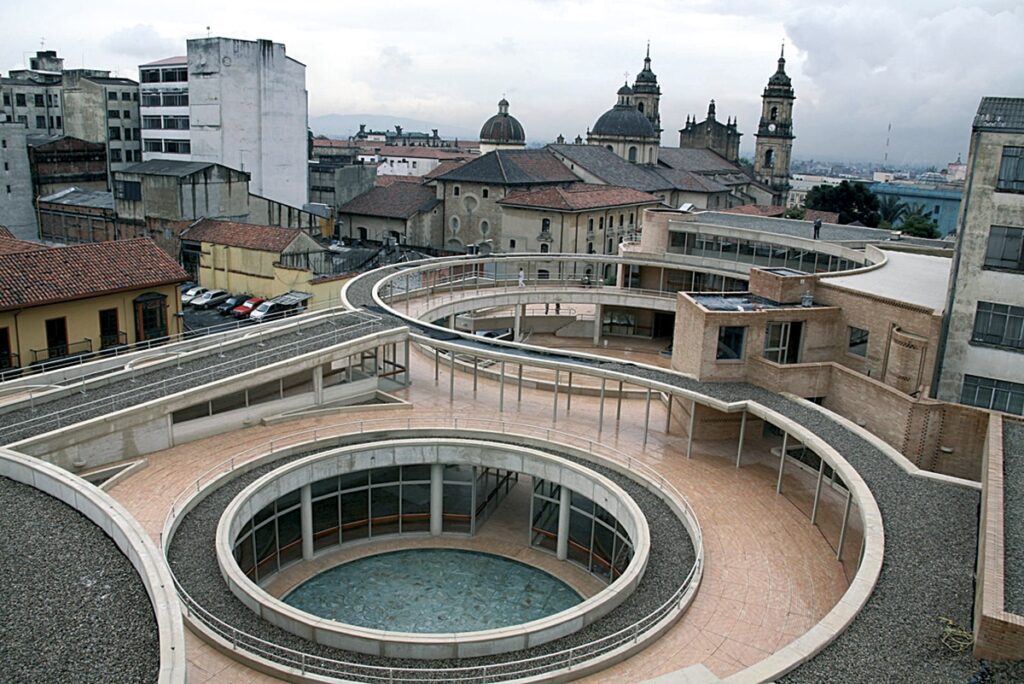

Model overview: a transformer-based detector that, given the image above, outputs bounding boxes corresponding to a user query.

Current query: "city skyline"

[2,0,1021,165]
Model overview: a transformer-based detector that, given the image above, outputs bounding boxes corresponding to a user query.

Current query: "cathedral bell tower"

[753,43,796,205]
[631,43,662,136]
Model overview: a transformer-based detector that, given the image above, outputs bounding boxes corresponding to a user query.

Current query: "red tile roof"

[375,174,422,187]
[0,236,48,255]
[0,238,188,312]
[338,184,440,220]
[803,209,841,224]
[722,204,786,217]
[181,219,307,253]
[0,226,15,239]
[499,183,661,211]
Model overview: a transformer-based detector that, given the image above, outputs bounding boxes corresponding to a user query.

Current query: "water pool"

[283,548,582,633]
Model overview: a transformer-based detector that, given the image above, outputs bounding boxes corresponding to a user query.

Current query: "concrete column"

[300,484,313,561]
[472,356,479,393]
[566,372,573,413]
[434,348,439,383]
[665,394,673,434]
[552,369,560,423]
[430,463,444,536]
[686,399,697,459]
[517,363,524,402]
[499,360,506,412]
[598,378,606,434]
[513,305,522,341]
[837,490,853,561]
[313,365,324,406]
[811,458,825,525]
[449,349,455,402]
[556,485,571,561]
[642,387,652,446]
[735,412,747,468]
[776,432,789,494]
[403,338,411,386]
[593,304,603,346]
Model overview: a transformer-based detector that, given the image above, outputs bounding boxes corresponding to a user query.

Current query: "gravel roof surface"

[1003,421,1024,616]
[346,265,990,682]
[167,440,696,680]
[0,476,159,683]
[0,312,394,445]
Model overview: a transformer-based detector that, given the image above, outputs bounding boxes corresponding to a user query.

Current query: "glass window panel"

[254,502,275,527]
[443,483,473,533]
[531,496,559,552]
[567,509,592,567]
[312,496,340,551]
[402,464,431,482]
[443,463,474,482]
[312,476,339,498]
[591,522,615,581]
[276,509,303,567]
[401,482,431,532]
[254,522,277,581]
[371,466,401,485]
[338,470,368,492]
[278,488,300,512]
[371,485,401,536]
[340,489,369,542]
[570,490,594,514]
[234,533,255,579]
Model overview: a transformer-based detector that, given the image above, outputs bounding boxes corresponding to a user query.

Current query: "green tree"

[783,206,806,220]
[898,213,941,239]
[878,195,908,226]
[803,181,881,227]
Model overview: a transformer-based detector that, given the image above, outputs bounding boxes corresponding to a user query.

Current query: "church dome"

[592,103,656,138]
[480,98,525,145]
[617,83,634,97]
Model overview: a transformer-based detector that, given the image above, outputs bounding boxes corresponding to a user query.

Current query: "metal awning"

[273,291,313,306]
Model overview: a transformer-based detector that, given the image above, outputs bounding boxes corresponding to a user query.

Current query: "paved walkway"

[108,347,849,683]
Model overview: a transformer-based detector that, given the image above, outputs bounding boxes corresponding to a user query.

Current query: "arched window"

[453,185,460,196]
[588,218,594,231]
[482,188,489,198]
[509,238,517,249]
[628,146,638,162]
[450,216,460,232]
[537,269,550,279]
[606,145,613,152]
[629,212,634,225]
[540,243,550,253]
[599,217,604,229]
[637,102,644,113]
[480,219,490,235]
[619,214,624,226]
[587,242,594,254]
[764,149,775,168]
[770,106,778,121]
[541,218,551,233]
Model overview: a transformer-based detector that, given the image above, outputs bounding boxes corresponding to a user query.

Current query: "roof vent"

[800,291,813,307]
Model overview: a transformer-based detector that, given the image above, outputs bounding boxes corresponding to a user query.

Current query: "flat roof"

[822,249,951,312]
[690,211,949,247]
[692,293,816,312]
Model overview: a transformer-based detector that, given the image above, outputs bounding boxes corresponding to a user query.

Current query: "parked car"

[191,289,230,309]
[248,299,283,323]
[216,294,250,315]
[232,297,264,319]
[181,286,208,305]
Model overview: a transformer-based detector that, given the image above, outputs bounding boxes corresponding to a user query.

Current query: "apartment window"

[165,140,190,154]
[16,116,26,124]
[108,127,121,140]
[961,375,1024,416]
[997,146,1024,193]
[2,94,8,106]
[107,91,118,101]
[848,326,869,357]
[985,225,1024,272]
[35,115,45,129]
[109,149,122,163]
[142,92,161,107]
[114,180,142,200]
[972,302,1024,350]
[144,140,163,153]
[163,92,188,107]
[163,67,187,82]
[453,186,460,196]
[123,127,132,141]
[55,116,61,128]
[588,218,594,231]
[34,93,44,107]
[108,109,120,119]
[163,116,189,130]
[716,326,746,360]
[123,109,131,119]
[121,91,132,101]
[142,116,162,130]
[141,69,160,83]
[15,93,25,107]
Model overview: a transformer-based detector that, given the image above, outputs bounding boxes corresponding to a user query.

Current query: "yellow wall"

[0,283,183,367]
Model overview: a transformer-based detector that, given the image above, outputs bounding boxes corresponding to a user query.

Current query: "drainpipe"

[931,128,980,399]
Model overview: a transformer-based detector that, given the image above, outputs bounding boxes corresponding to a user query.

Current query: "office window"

[997,146,1024,193]
[140,69,160,83]
[163,67,187,82]
[985,225,1024,272]
[848,326,869,357]
[122,109,131,119]
[35,115,45,129]
[142,92,161,107]
[972,301,1024,350]
[163,116,189,130]
[108,127,121,140]
[109,148,122,163]
[108,109,120,119]
[165,140,190,154]
[961,375,1024,416]
[121,91,132,101]
[716,326,746,360]
[144,140,163,153]
[142,116,162,129]
[34,93,44,107]
[15,93,25,107]
[107,91,118,100]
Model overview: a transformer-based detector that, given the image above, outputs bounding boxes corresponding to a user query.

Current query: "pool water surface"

[283,548,582,633]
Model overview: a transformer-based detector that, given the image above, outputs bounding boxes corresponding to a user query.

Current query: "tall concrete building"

[138,57,191,161]
[186,37,308,208]
[937,97,1024,416]
[0,117,37,239]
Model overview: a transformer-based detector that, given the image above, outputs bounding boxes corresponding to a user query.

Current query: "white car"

[181,286,208,305]
[248,300,282,323]
[190,289,229,309]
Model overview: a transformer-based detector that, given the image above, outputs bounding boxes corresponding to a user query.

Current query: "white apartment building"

[139,57,191,161]
[937,97,1024,416]
[186,37,308,208]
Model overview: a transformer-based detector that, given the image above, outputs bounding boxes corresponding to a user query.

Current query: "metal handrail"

[2,310,381,440]
[164,415,702,682]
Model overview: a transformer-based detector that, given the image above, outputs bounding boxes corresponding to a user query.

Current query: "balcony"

[30,338,93,365]
[100,331,128,350]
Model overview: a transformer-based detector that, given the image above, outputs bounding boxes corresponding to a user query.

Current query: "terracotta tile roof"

[0,236,48,255]
[0,238,188,312]
[803,209,841,224]
[181,219,307,253]
[313,138,360,149]
[338,184,440,220]
[722,204,786,217]
[375,174,423,187]
[499,183,661,211]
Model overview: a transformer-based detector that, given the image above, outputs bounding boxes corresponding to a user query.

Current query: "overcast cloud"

[1,0,1020,165]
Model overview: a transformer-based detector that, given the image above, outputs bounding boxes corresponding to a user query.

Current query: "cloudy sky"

[2,0,1020,166]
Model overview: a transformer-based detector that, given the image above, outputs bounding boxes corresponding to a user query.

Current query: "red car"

[231,297,264,319]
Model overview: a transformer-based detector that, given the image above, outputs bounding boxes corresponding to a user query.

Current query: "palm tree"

[904,203,934,221]
[878,195,908,226]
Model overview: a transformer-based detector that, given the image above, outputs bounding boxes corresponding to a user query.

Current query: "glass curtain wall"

[668,230,860,274]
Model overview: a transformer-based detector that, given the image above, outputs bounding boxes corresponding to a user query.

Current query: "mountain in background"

[309,113,477,140]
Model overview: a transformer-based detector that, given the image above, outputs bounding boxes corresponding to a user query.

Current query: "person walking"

[813,218,822,240]
[518,268,525,287]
